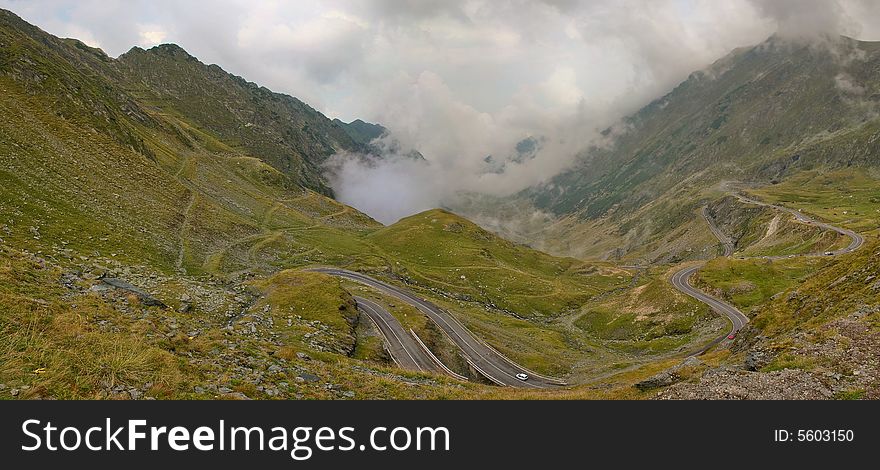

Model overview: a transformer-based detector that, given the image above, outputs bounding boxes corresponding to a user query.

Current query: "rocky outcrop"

[654,367,833,400]
[635,356,703,391]
[101,277,168,308]
[744,350,771,371]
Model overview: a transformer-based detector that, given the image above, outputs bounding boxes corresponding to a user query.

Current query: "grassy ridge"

[694,257,825,314]
[0,247,182,399]
[8,8,856,398]
[368,209,632,317]
[749,169,880,235]
[574,265,719,355]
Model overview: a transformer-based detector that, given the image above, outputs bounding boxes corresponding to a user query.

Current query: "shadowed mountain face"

[332,118,387,146]
[2,7,880,401]
[0,8,650,398]
[116,44,367,195]
[519,36,880,261]
[0,8,365,196]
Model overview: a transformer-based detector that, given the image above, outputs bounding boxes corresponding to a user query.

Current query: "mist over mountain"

[503,33,880,261]
[3,2,880,404]
[314,0,880,224]
[12,0,880,224]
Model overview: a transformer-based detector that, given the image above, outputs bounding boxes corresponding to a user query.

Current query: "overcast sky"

[5,0,880,223]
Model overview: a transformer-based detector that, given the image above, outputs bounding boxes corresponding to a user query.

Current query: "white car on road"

[515,373,529,381]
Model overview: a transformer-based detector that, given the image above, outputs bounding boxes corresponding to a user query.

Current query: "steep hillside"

[2,9,671,397]
[367,209,629,317]
[652,239,880,400]
[116,44,364,195]
[0,9,425,398]
[0,9,159,159]
[520,36,880,261]
[706,195,846,257]
[332,118,387,146]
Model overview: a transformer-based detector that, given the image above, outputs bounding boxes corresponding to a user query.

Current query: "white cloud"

[138,27,167,47]
[4,0,880,223]
[62,25,102,49]
[539,66,584,107]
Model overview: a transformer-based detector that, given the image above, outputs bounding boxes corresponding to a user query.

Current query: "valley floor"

[1,5,878,398]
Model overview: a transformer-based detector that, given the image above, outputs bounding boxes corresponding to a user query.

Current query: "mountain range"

[510,35,880,262]
[1,8,877,400]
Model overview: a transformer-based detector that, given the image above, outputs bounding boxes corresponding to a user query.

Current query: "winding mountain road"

[702,206,734,257]
[671,264,748,354]
[311,267,566,388]
[734,194,864,254]
[312,194,862,381]
[353,296,439,373]
[671,195,864,355]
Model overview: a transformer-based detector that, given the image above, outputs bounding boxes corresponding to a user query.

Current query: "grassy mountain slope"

[632,172,880,399]
[332,118,387,146]
[3,8,688,397]
[652,239,880,400]
[116,44,364,195]
[367,209,630,317]
[5,8,875,400]
[520,36,880,262]
[0,10,159,160]
[706,195,847,257]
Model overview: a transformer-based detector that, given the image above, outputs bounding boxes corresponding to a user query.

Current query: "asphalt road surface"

[702,207,734,257]
[672,196,865,355]
[671,264,748,353]
[311,267,566,388]
[353,296,439,373]
[734,194,864,255]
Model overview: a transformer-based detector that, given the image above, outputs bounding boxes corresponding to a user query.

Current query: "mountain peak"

[0,7,23,22]
[122,43,196,61]
[147,43,195,59]
[332,118,387,145]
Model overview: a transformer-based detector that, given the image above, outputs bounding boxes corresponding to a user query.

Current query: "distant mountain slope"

[0,9,159,158]
[116,44,365,195]
[522,36,880,261]
[0,8,381,275]
[1,8,374,196]
[332,118,387,146]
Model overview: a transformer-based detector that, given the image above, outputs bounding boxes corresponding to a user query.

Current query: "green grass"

[250,270,358,355]
[749,168,880,234]
[0,247,184,399]
[0,244,488,399]
[694,256,825,313]
[738,216,848,258]
[750,239,880,335]
[761,352,819,372]
[834,389,866,400]
[367,209,632,318]
[574,266,713,352]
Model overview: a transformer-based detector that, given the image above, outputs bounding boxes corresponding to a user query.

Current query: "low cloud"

[747,0,859,41]
[324,0,880,224]
[138,28,167,47]
[6,0,880,224]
